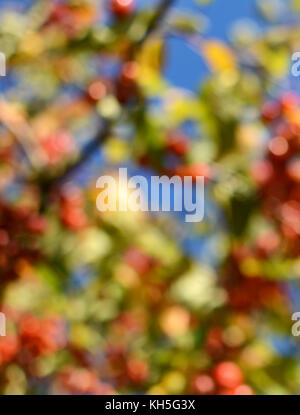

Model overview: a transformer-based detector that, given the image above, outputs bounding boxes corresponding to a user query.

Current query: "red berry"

[88,80,108,102]
[166,132,190,157]
[26,215,48,235]
[268,136,289,159]
[20,315,66,357]
[234,384,254,395]
[120,61,139,83]
[0,229,9,247]
[110,0,135,19]
[287,159,300,183]
[251,160,274,186]
[41,131,75,164]
[205,327,225,358]
[60,185,84,208]
[261,101,281,123]
[127,359,149,384]
[213,361,244,389]
[176,163,212,182]
[124,248,154,275]
[0,335,19,365]
[219,384,254,395]
[60,206,88,231]
[59,367,103,394]
[279,92,299,112]
[256,230,280,256]
[117,61,140,103]
[192,374,216,395]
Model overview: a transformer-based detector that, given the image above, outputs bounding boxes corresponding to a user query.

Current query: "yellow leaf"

[136,39,166,94]
[137,39,164,72]
[201,40,237,73]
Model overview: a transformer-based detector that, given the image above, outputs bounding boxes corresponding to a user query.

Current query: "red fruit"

[48,4,71,24]
[205,327,225,358]
[117,61,140,103]
[127,359,148,384]
[114,312,142,333]
[60,206,88,231]
[88,80,108,102]
[280,201,300,238]
[166,132,190,157]
[213,361,244,389]
[124,248,155,275]
[59,367,103,395]
[268,136,289,159]
[251,160,274,186]
[176,163,212,182]
[256,230,280,256]
[287,159,300,183]
[279,92,299,112]
[26,215,48,235]
[234,384,254,395]
[219,384,254,395]
[48,4,96,31]
[20,315,66,357]
[275,123,296,141]
[41,131,75,164]
[0,229,9,247]
[120,61,140,83]
[110,0,135,19]
[261,101,281,123]
[0,335,19,365]
[60,185,85,208]
[192,374,216,395]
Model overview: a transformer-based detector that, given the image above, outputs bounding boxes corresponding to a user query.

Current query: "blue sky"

[0,0,263,91]
[1,0,298,266]
[164,0,256,90]
[138,0,259,90]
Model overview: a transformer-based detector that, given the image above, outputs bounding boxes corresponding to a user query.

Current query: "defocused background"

[0,0,300,395]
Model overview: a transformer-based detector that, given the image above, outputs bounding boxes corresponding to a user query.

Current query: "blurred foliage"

[0,0,299,396]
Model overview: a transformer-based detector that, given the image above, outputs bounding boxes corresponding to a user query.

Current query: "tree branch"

[136,0,176,47]
[0,97,47,172]
[44,0,176,193]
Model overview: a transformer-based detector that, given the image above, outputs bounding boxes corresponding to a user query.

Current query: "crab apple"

[213,361,244,389]
[87,79,110,103]
[268,136,290,160]
[191,374,216,395]
[127,359,149,384]
[58,367,110,395]
[261,101,281,123]
[124,248,155,275]
[120,61,140,84]
[26,215,48,235]
[256,230,280,257]
[234,384,254,395]
[48,4,70,24]
[117,61,140,103]
[0,229,9,247]
[59,185,85,208]
[0,335,19,365]
[287,159,300,183]
[20,315,66,357]
[41,130,75,165]
[110,0,135,19]
[219,384,254,395]
[60,206,88,231]
[279,92,299,112]
[251,160,274,186]
[166,131,190,157]
[176,163,212,183]
[48,4,96,28]
[205,326,225,359]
